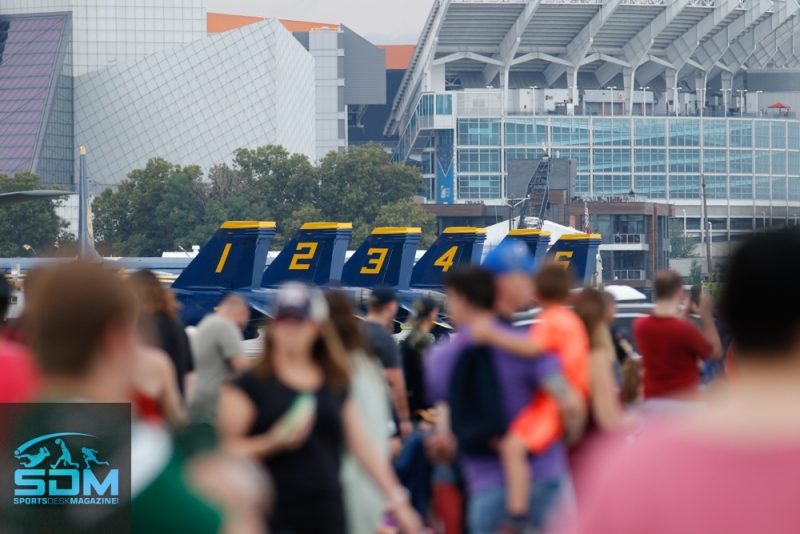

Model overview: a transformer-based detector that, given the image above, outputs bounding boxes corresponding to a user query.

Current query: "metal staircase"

[519,154,551,229]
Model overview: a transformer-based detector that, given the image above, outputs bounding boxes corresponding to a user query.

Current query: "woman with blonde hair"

[217,282,422,534]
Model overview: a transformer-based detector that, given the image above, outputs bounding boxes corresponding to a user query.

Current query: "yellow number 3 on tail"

[434,246,458,272]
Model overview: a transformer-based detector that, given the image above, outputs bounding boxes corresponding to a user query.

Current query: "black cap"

[369,285,397,307]
[411,297,438,319]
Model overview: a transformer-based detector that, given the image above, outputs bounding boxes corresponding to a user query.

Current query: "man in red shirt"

[633,271,722,400]
[556,227,800,534]
[0,275,40,402]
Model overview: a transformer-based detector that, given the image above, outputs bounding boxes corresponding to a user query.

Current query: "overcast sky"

[206,0,430,44]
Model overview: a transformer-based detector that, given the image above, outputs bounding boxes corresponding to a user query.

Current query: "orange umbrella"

[768,102,790,109]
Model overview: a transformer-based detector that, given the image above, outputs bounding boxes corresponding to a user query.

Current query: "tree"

[0,172,72,257]
[360,199,438,249]
[669,218,697,259]
[687,259,702,285]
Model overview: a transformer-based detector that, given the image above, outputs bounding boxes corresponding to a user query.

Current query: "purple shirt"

[425,322,570,496]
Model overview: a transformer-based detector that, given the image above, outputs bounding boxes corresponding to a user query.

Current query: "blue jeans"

[393,432,431,517]
[467,477,566,534]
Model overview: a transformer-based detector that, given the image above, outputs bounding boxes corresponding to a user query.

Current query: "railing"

[504,109,797,119]
[613,234,645,244]
[573,196,651,203]
[614,270,646,281]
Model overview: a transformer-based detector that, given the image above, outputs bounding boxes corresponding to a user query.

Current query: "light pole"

[22,244,38,257]
[762,210,766,229]
[608,86,616,116]
[682,209,687,232]
[737,89,747,117]
[531,86,538,116]
[640,86,649,116]
[755,90,763,115]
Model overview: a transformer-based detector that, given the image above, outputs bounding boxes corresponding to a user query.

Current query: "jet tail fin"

[340,227,421,289]
[171,222,276,291]
[410,227,486,289]
[501,229,551,271]
[261,223,352,288]
[546,234,602,286]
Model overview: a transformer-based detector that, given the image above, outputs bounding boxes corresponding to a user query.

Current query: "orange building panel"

[278,19,340,32]
[207,13,265,33]
[378,44,415,70]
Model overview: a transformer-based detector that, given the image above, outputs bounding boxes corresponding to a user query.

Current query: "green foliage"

[93,143,434,255]
[687,259,702,285]
[669,218,697,259]
[0,172,72,257]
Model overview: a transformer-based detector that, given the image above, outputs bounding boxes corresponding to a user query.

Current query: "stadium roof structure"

[386,0,800,136]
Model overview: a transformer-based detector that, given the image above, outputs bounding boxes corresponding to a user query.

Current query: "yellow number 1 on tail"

[434,246,458,272]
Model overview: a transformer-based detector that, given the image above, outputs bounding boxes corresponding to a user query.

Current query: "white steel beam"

[482,0,546,84]
[749,15,800,67]
[543,0,624,86]
[511,51,574,66]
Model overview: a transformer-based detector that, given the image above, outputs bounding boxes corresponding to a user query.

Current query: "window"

[669,175,700,199]
[773,176,787,200]
[458,149,500,173]
[790,152,800,176]
[634,118,666,146]
[421,151,434,174]
[593,148,631,173]
[730,218,753,230]
[458,174,501,199]
[729,150,752,173]
[789,122,800,149]
[706,175,727,199]
[790,177,800,201]
[457,118,499,146]
[594,174,632,196]
[755,175,770,199]
[772,151,787,175]
[554,148,590,173]
[704,149,726,173]
[575,174,590,196]
[419,94,434,116]
[703,119,726,147]
[423,177,435,200]
[772,121,786,149]
[436,94,452,115]
[730,175,752,199]
[552,118,589,146]
[505,148,545,168]
[669,119,700,146]
[755,150,770,174]
[729,120,752,147]
[593,118,630,146]
[505,119,547,146]
[755,121,770,148]
[669,148,700,172]
[634,175,666,198]
[634,149,665,172]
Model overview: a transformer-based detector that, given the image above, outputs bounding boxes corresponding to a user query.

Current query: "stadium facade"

[386,0,800,245]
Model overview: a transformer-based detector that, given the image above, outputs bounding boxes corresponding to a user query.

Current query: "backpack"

[448,344,506,456]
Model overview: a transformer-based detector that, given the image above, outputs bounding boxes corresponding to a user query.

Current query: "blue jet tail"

[261,223,352,288]
[410,227,486,289]
[340,227,421,289]
[500,228,551,272]
[546,233,602,286]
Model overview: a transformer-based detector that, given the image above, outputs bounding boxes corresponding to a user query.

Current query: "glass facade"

[0,13,73,187]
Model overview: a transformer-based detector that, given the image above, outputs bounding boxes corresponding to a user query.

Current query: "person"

[188,295,251,424]
[573,289,629,434]
[6,262,266,534]
[326,290,393,534]
[131,312,187,426]
[0,274,41,402]
[217,282,422,534]
[564,227,800,533]
[361,286,413,439]
[401,297,439,420]
[129,270,195,400]
[633,270,722,402]
[425,266,581,534]
[472,258,589,530]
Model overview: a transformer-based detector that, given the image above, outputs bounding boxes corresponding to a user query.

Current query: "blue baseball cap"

[483,239,536,276]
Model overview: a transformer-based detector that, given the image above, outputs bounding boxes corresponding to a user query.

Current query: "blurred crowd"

[2,227,800,533]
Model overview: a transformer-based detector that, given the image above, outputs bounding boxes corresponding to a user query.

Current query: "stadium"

[386,0,800,248]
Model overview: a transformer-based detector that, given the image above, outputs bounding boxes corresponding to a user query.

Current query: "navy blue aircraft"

[500,228,601,286]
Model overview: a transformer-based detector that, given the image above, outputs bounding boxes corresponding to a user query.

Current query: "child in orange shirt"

[473,263,590,527]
